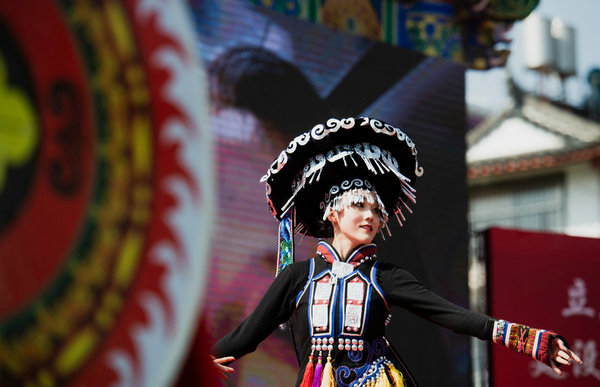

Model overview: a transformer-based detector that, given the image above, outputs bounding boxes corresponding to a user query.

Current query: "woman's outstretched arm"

[212,260,310,360]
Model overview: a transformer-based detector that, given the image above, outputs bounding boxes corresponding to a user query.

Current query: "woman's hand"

[212,356,235,379]
[549,338,582,375]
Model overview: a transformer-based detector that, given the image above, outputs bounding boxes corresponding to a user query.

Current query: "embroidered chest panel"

[310,271,336,335]
[341,272,371,335]
[308,268,374,338]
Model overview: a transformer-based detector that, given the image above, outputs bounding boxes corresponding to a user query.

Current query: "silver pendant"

[332,261,353,278]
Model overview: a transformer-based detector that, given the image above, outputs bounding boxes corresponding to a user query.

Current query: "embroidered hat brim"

[261,117,424,237]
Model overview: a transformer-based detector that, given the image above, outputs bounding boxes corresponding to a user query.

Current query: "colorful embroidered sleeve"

[492,319,565,365]
[213,260,310,359]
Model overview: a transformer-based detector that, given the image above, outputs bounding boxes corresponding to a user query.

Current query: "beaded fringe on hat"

[322,188,389,224]
[322,187,404,239]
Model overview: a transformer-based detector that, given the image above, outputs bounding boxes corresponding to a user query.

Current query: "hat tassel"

[276,205,295,276]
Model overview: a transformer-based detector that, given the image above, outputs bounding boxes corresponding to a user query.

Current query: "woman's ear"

[327,210,338,226]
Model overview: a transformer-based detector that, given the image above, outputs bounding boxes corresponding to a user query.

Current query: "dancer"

[212,117,581,386]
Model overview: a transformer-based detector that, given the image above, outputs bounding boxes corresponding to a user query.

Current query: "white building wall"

[564,162,600,237]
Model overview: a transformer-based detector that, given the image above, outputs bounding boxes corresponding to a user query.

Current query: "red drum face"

[0,1,213,386]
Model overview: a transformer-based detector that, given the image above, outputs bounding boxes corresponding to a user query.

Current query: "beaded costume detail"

[296,242,404,386]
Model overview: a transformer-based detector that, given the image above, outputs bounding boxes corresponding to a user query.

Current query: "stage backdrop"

[187,0,472,386]
[486,227,600,386]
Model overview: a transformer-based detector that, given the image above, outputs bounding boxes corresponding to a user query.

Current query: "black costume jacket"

[214,241,495,386]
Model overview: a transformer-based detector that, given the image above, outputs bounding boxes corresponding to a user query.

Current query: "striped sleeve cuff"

[492,319,561,365]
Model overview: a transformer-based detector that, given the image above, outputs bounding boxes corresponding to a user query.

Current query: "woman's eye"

[352,202,364,208]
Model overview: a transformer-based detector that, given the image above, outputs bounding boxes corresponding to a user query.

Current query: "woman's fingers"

[555,355,570,365]
[550,338,583,375]
[550,359,563,376]
[553,338,583,364]
[569,349,583,364]
[216,363,235,373]
[214,356,236,365]
[212,356,236,379]
[557,350,571,362]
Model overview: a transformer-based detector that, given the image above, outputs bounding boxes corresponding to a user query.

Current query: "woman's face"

[330,197,381,247]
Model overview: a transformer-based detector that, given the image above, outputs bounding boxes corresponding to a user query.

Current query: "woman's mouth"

[360,225,373,232]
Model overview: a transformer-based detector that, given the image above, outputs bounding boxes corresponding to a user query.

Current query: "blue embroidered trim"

[370,262,389,311]
[317,240,340,262]
[317,240,377,265]
[347,243,376,265]
[335,338,388,386]
[295,258,314,309]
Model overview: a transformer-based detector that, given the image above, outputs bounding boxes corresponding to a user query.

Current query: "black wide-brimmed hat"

[261,117,424,240]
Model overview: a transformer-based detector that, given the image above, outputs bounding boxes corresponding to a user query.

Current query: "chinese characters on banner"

[530,278,600,381]
[487,228,600,386]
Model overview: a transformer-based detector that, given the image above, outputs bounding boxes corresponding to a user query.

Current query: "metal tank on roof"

[551,18,576,77]
[523,12,554,71]
[522,12,577,77]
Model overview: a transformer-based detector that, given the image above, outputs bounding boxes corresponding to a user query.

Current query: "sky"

[466,0,600,114]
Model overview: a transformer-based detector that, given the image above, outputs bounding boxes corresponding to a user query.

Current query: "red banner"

[487,227,600,386]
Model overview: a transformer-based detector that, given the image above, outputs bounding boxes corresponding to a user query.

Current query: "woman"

[212,117,581,386]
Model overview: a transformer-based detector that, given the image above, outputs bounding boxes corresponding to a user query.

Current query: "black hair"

[312,219,333,238]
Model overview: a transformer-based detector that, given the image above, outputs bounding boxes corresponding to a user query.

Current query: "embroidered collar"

[316,240,377,267]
